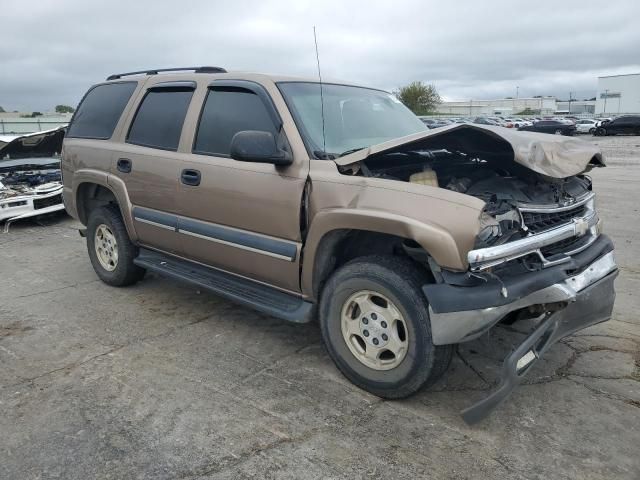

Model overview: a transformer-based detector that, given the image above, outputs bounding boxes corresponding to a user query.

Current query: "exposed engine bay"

[0,128,66,231]
[337,125,603,272]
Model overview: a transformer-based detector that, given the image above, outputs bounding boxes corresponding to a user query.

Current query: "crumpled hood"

[0,127,65,161]
[334,123,604,178]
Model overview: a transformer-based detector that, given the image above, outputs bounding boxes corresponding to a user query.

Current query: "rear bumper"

[461,267,617,424]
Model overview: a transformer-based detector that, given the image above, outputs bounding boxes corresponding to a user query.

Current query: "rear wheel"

[87,205,145,286]
[589,127,596,134]
[319,255,453,399]
[595,127,606,136]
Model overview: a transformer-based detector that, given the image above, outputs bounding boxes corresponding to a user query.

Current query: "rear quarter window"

[67,82,137,139]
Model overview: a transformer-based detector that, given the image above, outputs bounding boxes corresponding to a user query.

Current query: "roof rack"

[106,66,227,81]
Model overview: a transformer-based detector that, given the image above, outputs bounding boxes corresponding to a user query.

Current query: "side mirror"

[230,130,292,166]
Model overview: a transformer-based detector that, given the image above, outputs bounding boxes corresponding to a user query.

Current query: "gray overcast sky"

[1,0,639,111]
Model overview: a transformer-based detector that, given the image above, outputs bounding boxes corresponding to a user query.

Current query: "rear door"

[176,79,308,293]
[111,79,196,254]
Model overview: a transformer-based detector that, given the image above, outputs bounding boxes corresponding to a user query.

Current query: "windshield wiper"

[338,147,366,157]
[313,150,336,160]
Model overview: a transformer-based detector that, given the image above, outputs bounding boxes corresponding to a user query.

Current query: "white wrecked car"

[0,127,66,231]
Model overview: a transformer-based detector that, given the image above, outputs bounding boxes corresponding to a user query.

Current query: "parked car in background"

[0,128,66,231]
[595,116,640,136]
[596,117,612,127]
[419,118,452,129]
[473,117,500,126]
[518,120,576,136]
[419,118,437,128]
[575,119,599,134]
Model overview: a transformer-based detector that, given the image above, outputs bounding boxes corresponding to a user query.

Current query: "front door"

[176,80,308,293]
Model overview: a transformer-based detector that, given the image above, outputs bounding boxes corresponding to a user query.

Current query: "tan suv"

[63,67,617,423]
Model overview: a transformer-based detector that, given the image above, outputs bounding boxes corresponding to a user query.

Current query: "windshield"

[278,82,427,158]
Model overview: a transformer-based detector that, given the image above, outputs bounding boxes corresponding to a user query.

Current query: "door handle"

[117,158,132,173]
[181,169,201,186]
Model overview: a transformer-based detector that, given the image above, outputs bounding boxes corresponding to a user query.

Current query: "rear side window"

[127,88,194,151]
[193,88,277,156]
[67,82,137,139]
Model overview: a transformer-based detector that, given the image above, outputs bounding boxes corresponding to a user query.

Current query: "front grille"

[540,235,587,256]
[521,204,587,234]
[33,193,63,210]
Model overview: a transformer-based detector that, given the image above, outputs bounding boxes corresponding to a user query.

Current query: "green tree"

[55,104,75,114]
[0,106,5,113]
[395,81,441,115]
[31,112,43,118]
[516,107,536,115]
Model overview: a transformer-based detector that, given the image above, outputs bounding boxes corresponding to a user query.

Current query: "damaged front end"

[0,128,66,231]
[336,124,617,423]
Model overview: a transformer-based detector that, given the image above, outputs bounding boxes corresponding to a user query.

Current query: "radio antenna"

[313,26,327,156]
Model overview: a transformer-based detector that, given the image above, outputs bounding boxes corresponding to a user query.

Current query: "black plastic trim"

[148,81,197,91]
[461,269,617,424]
[131,207,297,261]
[206,79,283,130]
[107,66,226,81]
[134,248,312,323]
[132,207,177,230]
[178,217,297,261]
[424,235,614,314]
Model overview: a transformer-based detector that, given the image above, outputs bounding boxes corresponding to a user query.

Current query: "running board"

[134,248,314,323]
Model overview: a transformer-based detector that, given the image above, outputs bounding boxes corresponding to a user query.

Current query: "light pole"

[568,92,573,114]
[603,89,609,114]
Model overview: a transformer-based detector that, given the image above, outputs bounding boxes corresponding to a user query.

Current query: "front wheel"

[595,127,607,136]
[589,128,596,134]
[86,205,146,286]
[319,255,453,399]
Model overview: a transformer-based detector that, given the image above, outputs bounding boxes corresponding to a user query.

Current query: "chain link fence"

[0,119,69,135]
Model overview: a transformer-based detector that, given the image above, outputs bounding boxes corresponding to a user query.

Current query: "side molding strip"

[132,206,297,262]
[132,206,177,230]
[178,217,297,262]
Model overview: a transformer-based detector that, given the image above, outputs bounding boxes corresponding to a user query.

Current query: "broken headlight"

[475,212,501,248]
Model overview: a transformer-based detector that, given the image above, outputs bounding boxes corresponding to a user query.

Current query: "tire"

[86,205,145,286]
[595,127,606,136]
[319,255,453,399]
[589,128,596,134]
[554,129,562,135]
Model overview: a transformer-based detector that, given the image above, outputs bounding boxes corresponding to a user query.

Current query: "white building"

[0,112,72,135]
[555,100,596,115]
[595,73,640,115]
[438,97,557,116]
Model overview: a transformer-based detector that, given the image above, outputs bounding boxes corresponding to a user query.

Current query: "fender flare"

[301,208,466,298]
[72,170,138,241]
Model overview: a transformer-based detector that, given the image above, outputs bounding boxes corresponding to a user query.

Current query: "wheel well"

[76,183,119,225]
[311,229,434,299]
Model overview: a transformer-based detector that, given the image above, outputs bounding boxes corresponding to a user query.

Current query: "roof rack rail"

[106,66,227,81]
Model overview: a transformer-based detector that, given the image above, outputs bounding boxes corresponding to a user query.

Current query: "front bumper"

[1,185,65,232]
[423,236,617,423]
[462,266,617,424]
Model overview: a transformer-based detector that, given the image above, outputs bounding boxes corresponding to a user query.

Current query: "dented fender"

[301,161,486,297]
